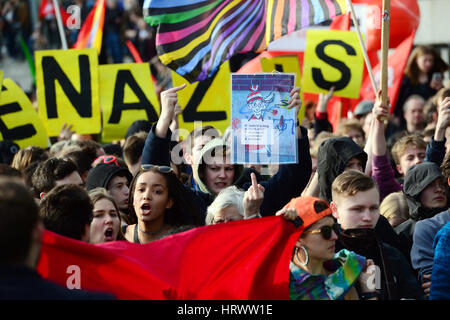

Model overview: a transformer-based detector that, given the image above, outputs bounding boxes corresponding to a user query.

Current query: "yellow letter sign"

[303,30,364,99]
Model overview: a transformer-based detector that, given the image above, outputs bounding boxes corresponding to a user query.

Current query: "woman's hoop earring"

[296,245,309,267]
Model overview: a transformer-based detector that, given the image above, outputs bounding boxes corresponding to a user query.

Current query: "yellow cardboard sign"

[171,61,231,138]
[99,63,160,142]
[303,30,364,98]
[0,78,49,148]
[35,48,101,137]
[260,55,305,124]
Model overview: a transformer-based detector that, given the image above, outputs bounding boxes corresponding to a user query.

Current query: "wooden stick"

[380,0,391,105]
[346,0,378,96]
[52,0,68,50]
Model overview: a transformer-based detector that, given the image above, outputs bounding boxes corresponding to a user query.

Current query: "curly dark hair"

[32,157,79,194]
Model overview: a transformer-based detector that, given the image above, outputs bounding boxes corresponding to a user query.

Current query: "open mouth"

[141,203,151,215]
[104,228,114,241]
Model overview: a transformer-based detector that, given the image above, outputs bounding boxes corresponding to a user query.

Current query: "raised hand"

[160,84,186,123]
[435,97,450,141]
[243,173,265,219]
[156,84,186,138]
[287,86,302,117]
[275,207,298,221]
[372,89,390,122]
[58,123,75,141]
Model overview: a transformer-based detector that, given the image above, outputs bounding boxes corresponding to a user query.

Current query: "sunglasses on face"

[303,223,341,240]
[140,164,173,173]
[94,155,119,167]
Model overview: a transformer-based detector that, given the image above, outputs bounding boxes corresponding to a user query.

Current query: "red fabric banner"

[37,216,302,300]
[360,32,415,113]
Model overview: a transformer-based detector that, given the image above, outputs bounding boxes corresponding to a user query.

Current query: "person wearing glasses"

[86,160,133,225]
[280,196,376,300]
[123,164,202,244]
[330,170,424,300]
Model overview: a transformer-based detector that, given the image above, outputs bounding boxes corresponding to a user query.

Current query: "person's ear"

[396,164,404,176]
[330,201,339,220]
[447,177,450,187]
[166,197,174,210]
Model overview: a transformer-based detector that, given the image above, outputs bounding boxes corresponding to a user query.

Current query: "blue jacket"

[430,222,450,300]
[411,210,450,283]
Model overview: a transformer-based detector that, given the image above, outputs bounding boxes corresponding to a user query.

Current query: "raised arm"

[246,87,312,216]
[426,97,450,166]
[142,84,186,166]
[371,90,402,201]
[314,87,335,138]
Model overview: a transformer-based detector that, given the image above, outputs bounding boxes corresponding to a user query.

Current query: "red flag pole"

[126,40,143,63]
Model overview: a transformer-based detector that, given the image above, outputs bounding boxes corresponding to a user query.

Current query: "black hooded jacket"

[395,162,448,257]
[317,136,407,257]
[317,137,368,203]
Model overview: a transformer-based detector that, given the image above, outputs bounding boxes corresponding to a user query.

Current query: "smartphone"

[432,72,443,82]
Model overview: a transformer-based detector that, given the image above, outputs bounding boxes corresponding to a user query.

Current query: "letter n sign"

[35,49,101,136]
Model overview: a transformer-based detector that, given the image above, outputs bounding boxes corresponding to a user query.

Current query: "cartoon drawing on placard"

[240,84,274,121]
[231,73,298,164]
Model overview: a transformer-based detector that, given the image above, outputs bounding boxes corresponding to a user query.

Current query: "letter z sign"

[303,30,364,99]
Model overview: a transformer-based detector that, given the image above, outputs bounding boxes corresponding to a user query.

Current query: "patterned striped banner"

[144,0,347,83]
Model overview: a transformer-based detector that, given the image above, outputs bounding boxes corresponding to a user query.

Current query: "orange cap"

[283,196,332,229]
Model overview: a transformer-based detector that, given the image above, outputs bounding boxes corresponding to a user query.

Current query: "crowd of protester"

[1,0,450,301]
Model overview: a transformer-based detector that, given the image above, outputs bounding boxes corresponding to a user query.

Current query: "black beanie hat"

[125,120,152,140]
[86,163,133,191]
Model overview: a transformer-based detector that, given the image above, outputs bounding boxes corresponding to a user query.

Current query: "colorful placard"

[231,73,297,164]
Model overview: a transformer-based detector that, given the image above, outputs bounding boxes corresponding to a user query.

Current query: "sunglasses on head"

[140,164,173,173]
[94,155,119,167]
[303,223,341,240]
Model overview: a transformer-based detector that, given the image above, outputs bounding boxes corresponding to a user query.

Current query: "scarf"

[337,228,396,300]
[289,249,366,300]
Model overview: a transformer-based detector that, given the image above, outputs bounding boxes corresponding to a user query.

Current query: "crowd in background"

[1,0,450,301]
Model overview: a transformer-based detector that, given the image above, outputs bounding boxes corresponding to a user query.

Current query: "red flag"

[360,32,415,113]
[39,0,71,26]
[37,216,302,299]
[353,0,419,52]
[329,12,351,31]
